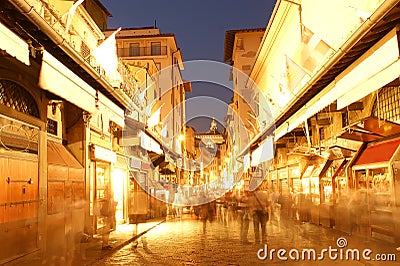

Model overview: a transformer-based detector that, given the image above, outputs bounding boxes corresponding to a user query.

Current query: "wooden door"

[0,155,39,263]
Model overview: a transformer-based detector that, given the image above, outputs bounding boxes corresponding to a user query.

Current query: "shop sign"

[138,174,146,187]
[279,168,288,180]
[92,145,117,163]
[289,166,300,178]
[270,170,277,180]
[141,162,150,170]
[130,157,141,169]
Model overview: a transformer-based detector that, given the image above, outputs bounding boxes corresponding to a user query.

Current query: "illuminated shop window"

[0,79,39,118]
[372,86,400,123]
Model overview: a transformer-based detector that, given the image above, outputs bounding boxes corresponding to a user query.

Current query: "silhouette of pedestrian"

[237,191,251,244]
[251,188,270,244]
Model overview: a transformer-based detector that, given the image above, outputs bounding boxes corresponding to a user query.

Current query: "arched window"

[0,79,39,118]
[372,86,400,123]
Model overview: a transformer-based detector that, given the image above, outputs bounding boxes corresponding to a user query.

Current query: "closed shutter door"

[0,155,39,264]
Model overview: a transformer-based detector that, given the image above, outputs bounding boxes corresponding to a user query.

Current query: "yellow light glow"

[112,169,125,223]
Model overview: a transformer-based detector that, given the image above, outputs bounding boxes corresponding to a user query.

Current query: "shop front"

[299,159,323,224]
[46,140,85,256]
[351,137,400,242]
[330,157,351,233]
[89,145,116,234]
[269,169,278,191]
[112,155,129,224]
[0,114,41,264]
[288,164,301,220]
[319,148,354,229]
[128,157,153,224]
[277,167,289,216]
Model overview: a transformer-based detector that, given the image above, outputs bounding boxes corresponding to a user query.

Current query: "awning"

[332,159,349,181]
[300,154,331,179]
[139,131,163,155]
[337,28,400,109]
[159,167,175,175]
[354,138,400,166]
[97,92,125,128]
[39,50,97,113]
[250,136,274,166]
[40,51,125,127]
[149,152,165,168]
[0,22,30,65]
[339,117,400,142]
[47,141,84,181]
[274,28,400,141]
[47,141,83,169]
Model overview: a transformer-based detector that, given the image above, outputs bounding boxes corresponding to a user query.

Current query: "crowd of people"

[213,188,278,244]
[172,186,301,244]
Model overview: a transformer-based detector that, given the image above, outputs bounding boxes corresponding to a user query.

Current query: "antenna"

[154,19,157,28]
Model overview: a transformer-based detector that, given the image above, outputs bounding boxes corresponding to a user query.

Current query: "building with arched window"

[0,0,140,263]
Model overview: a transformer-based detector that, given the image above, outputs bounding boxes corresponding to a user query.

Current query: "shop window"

[372,86,400,123]
[0,80,39,118]
[355,169,367,189]
[369,168,391,198]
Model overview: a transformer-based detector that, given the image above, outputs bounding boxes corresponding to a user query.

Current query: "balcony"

[117,46,168,58]
[22,0,140,110]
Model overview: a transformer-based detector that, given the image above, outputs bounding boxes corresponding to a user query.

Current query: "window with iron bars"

[372,86,400,124]
[0,79,39,118]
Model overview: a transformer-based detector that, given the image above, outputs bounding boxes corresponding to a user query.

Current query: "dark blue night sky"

[102,0,276,132]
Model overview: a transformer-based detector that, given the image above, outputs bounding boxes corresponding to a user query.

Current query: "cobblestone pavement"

[94,215,400,266]
[8,219,165,266]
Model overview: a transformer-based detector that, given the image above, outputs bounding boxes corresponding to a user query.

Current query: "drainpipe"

[243,0,400,153]
[9,0,138,112]
[171,48,180,152]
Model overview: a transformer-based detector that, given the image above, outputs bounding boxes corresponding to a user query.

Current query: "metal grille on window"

[372,86,400,123]
[47,119,58,135]
[0,79,39,118]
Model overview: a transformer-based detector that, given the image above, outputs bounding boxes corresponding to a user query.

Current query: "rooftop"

[223,28,265,64]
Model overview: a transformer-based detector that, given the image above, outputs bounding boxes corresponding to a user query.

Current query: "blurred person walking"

[251,188,270,244]
[272,188,282,223]
[237,191,251,244]
[100,198,115,250]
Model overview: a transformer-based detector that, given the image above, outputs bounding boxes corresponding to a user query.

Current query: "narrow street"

[2,0,400,265]
[95,215,399,266]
